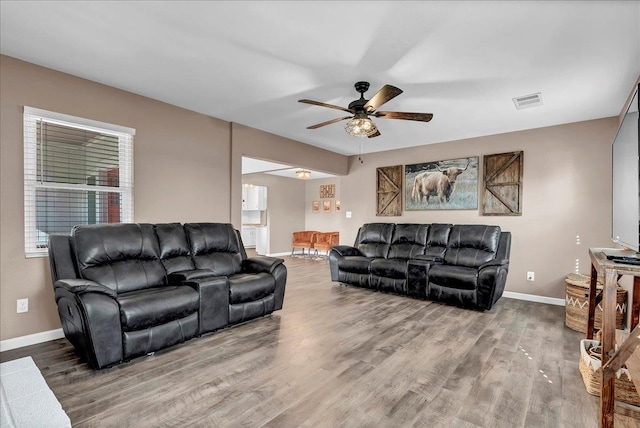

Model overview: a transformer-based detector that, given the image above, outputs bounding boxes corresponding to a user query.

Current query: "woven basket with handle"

[565,273,626,333]
[579,339,640,406]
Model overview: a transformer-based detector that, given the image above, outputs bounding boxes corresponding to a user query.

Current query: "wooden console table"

[587,248,640,427]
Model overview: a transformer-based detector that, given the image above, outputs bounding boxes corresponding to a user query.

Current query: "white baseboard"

[267,252,291,257]
[0,328,65,352]
[503,291,565,306]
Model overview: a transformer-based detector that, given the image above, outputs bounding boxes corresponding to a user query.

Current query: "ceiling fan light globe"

[295,169,311,179]
[345,117,377,138]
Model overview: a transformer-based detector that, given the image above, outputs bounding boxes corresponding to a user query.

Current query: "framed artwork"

[482,151,523,216]
[405,156,479,210]
[376,165,402,216]
[312,200,320,213]
[323,200,332,213]
[335,200,341,212]
[320,184,335,199]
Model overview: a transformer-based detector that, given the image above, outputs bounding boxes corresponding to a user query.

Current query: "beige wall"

[230,123,349,230]
[0,56,232,340]
[242,173,306,254]
[304,177,344,235]
[308,118,619,300]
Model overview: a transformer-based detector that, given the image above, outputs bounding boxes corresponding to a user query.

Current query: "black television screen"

[611,83,639,252]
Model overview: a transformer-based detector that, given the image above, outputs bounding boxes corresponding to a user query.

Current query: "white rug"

[1,356,71,428]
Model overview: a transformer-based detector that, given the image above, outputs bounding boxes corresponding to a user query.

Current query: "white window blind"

[23,107,135,257]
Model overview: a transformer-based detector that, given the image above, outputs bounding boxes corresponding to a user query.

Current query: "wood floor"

[1,255,604,427]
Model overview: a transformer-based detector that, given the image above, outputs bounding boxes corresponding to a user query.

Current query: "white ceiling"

[242,157,336,180]
[1,1,639,156]
[242,158,292,175]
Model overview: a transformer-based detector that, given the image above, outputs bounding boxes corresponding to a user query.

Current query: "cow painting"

[405,157,478,210]
[412,160,470,205]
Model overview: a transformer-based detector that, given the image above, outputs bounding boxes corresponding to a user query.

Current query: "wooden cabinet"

[242,186,267,211]
[256,227,267,255]
[241,226,257,248]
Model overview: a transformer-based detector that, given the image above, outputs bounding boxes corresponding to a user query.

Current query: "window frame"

[23,107,135,258]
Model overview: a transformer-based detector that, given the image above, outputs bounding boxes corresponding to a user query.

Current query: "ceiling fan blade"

[299,99,352,113]
[363,85,403,112]
[368,129,381,138]
[306,116,353,129]
[374,111,433,122]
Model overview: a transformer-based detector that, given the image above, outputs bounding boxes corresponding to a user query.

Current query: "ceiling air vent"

[513,92,543,110]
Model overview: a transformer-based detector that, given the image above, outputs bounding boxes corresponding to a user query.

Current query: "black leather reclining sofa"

[329,223,510,310]
[48,222,286,369]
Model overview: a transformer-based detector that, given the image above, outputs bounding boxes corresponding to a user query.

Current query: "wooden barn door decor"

[376,165,403,216]
[482,151,523,216]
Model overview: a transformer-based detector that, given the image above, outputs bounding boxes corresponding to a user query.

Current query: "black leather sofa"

[48,222,287,369]
[329,223,510,310]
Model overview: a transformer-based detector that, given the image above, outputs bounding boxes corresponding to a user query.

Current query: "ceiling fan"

[299,81,433,138]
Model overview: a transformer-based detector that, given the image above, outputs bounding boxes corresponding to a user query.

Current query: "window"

[23,107,134,257]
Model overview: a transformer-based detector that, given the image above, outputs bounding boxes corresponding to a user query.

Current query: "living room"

[1,1,640,427]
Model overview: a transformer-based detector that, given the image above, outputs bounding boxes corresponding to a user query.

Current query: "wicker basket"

[579,339,640,406]
[565,273,626,333]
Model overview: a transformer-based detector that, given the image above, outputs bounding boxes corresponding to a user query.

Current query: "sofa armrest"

[54,279,117,299]
[479,258,509,269]
[330,245,363,257]
[413,255,444,263]
[477,262,510,310]
[407,259,432,298]
[168,269,215,284]
[185,276,229,334]
[54,281,122,368]
[242,256,284,274]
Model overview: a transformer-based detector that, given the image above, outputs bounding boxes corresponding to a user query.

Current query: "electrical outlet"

[527,271,535,282]
[17,298,28,313]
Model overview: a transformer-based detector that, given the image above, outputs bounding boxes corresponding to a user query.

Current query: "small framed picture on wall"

[335,200,341,212]
[323,200,332,213]
[312,200,320,213]
[320,184,336,199]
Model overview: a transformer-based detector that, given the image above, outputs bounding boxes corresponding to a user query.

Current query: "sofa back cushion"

[444,225,501,267]
[184,223,242,276]
[424,224,453,259]
[355,223,395,258]
[155,223,195,274]
[387,224,429,259]
[72,223,165,294]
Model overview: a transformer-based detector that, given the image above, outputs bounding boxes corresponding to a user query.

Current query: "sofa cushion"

[72,223,165,294]
[155,223,195,274]
[444,225,501,268]
[228,273,276,304]
[428,264,478,290]
[356,223,395,258]
[123,312,199,360]
[118,285,199,331]
[387,224,429,259]
[370,258,408,279]
[229,295,275,324]
[424,223,452,259]
[185,223,242,275]
[338,256,373,274]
